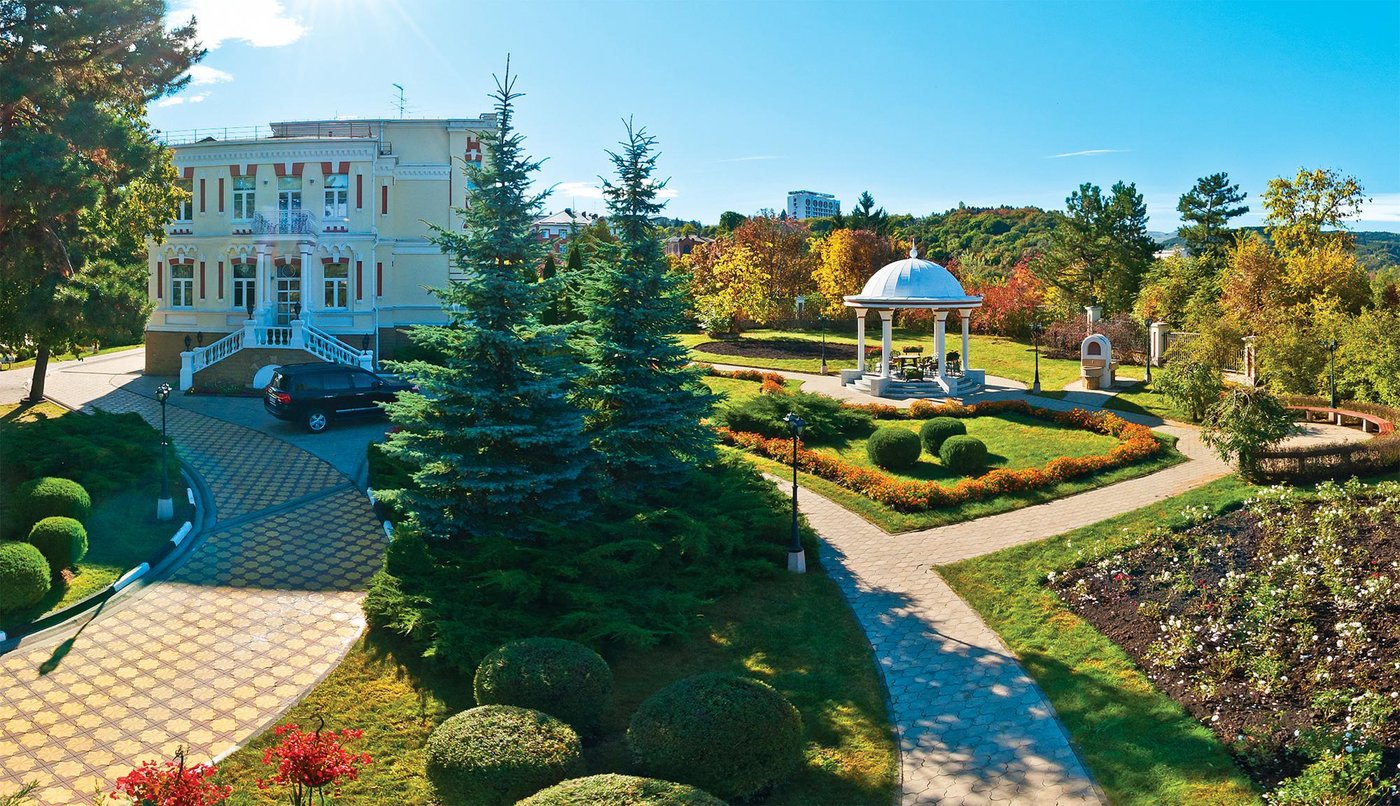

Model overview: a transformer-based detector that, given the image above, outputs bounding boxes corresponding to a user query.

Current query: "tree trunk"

[26,345,49,403]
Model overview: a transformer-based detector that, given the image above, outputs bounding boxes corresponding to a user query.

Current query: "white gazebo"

[840,246,984,398]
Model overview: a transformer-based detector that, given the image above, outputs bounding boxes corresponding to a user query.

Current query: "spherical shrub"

[0,541,52,613]
[517,774,725,806]
[865,426,922,470]
[474,638,612,733]
[15,477,91,530]
[939,435,990,475]
[627,673,803,800]
[27,516,88,572]
[424,705,584,806]
[919,416,967,454]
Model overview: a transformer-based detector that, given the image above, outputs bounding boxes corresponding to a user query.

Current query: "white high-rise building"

[786,190,840,220]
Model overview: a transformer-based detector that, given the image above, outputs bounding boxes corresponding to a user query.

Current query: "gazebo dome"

[844,246,981,309]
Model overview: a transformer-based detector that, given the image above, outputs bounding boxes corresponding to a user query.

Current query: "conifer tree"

[576,122,717,490]
[380,65,594,541]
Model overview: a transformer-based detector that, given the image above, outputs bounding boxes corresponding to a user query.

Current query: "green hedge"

[0,542,51,612]
[939,435,989,475]
[919,416,966,453]
[27,516,87,572]
[865,427,921,470]
[517,774,725,806]
[14,477,90,532]
[474,638,612,733]
[627,673,803,800]
[424,705,584,805]
[0,410,161,500]
[714,390,874,442]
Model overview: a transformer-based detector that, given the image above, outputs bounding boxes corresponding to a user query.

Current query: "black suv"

[264,362,414,433]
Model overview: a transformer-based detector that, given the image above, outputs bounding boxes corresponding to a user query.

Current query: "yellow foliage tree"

[1281,240,1372,313]
[1263,168,1367,255]
[811,229,897,316]
[687,241,771,333]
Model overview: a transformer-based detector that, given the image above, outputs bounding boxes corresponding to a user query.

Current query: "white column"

[934,311,948,379]
[879,310,893,379]
[855,310,867,374]
[960,310,971,371]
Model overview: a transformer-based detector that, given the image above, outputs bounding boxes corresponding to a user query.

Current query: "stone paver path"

[747,364,1232,804]
[0,354,384,804]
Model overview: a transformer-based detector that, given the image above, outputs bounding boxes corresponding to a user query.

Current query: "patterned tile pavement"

[756,368,1232,805]
[0,357,385,804]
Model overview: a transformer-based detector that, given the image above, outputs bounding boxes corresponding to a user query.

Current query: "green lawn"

[938,477,1262,805]
[680,327,1094,390]
[700,374,802,404]
[215,561,897,804]
[729,434,1185,533]
[0,402,185,632]
[0,342,141,372]
[1101,381,1188,421]
[823,412,1119,484]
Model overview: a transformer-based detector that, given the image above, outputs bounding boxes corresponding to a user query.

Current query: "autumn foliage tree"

[1263,168,1368,255]
[730,215,814,317]
[810,229,897,316]
[687,241,771,333]
[966,258,1044,336]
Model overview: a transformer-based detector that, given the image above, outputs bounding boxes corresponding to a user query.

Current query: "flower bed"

[718,401,1164,513]
[1050,480,1400,801]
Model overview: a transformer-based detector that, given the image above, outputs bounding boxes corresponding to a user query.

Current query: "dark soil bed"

[1051,496,1400,797]
[696,338,860,361]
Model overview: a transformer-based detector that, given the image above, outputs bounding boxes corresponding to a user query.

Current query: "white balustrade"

[176,320,374,391]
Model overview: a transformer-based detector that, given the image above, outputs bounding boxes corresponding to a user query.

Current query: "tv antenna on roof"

[392,83,405,118]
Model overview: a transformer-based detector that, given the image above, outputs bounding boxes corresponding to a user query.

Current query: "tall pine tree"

[380,64,594,541]
[576,122,716,490]
[1177,172,1248,270]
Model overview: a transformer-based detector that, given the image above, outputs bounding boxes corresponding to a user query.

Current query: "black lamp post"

[1328,339,1338,408]
[819,312,828,375]
[183,334,192,352]
[245,297,255,319]
[1030,322,1044,394]
[1143,317,1152,387]
[155,383,173,521]
[782,412,807,574]
[292,301,301,321]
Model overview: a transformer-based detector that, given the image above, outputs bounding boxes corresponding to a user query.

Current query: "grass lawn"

[0,341,141,371]
[215,561,897,804]
[701,374,801,404]
[729,433,1185,534]
[937,477,1262,805]
[823,412,1119,484]
[0,402,185,632]
[1101,381,1187,421]
[680,327,1093,390]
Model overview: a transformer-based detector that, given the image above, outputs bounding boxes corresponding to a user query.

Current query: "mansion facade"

[145,116,496,387]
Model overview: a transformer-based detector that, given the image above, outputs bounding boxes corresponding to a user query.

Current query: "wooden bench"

[1288,405,1394,436]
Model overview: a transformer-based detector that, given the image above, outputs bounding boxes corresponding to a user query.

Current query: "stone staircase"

[844,370,986,400]
[179,319,373,390]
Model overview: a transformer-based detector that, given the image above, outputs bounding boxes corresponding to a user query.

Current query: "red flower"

[110,750,231,806]
[257,722,372,805]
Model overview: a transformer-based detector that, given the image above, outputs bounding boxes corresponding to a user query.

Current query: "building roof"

[534,209,603,228]
[843,246,982,309]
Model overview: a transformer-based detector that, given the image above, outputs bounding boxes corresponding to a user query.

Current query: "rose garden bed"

[1051,479,1400,802]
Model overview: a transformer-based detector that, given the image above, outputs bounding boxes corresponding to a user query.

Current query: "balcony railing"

[157,122,379,146]
[251,210,318,235]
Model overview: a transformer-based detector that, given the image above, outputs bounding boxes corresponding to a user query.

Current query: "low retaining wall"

[1250,399,1400,483]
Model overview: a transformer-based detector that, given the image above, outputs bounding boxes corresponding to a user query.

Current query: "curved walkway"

[0,353,385,804]
[752,365,1230,804]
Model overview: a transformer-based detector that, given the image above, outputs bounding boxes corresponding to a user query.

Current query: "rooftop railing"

[157,122,378,146]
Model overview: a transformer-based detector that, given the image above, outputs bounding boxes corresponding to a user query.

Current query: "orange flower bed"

[701,365,788,387]
[719,402,1163,513]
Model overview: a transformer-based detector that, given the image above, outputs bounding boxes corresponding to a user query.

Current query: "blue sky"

[155,0,1400,231]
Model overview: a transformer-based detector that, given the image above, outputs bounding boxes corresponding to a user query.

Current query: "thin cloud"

[186,65,233,85]
[154,92,211,108]
[169,0,306,49]
[1361,192,1400,222]
[553,181,677,201]
[1047,148,1130,159]
[718,155,781,163]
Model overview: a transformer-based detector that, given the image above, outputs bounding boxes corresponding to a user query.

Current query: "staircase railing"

[300,322,374,369]
[178,320,375,390]
[190,329,243,374]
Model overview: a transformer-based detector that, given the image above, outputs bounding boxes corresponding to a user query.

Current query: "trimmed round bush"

[474,638,612,733]
[0,542,52,613]
[865,426,922,470]
[919,416,967,454]
[27,516,88,573]
[424,705,584,805]
[15,477,91,530]
[517,774,725,806]
[939,435,990,475]
[627,673,803,800]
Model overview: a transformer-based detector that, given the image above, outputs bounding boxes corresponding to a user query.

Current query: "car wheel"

[305,410,329,433]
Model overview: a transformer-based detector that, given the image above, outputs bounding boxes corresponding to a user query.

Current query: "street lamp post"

[819,312,828,375]
[1328,339,1338,408]
[782,412,807,574]
[1030,322,1044,394]
[155,383,173,521]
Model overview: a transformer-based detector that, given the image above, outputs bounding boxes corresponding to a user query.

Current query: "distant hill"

[897,205,1060,268]
[1145,228,1398,269]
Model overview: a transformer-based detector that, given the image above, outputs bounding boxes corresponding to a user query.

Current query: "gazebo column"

[879,309,893,379]
[855,310,867,374]
[934,310,949,379]
[960,310,971,370]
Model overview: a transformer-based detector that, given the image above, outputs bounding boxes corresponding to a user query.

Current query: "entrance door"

[275,263,301,324]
